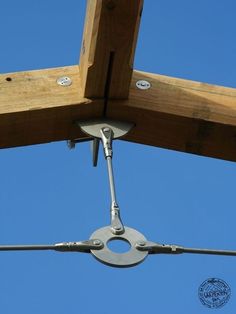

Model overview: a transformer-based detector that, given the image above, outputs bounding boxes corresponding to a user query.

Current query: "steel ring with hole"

[90,226,148,268]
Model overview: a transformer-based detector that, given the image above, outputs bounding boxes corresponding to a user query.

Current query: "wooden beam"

[107,70,236,162]
[0,66,103,148]
[1,65,236,161]
[79,0,143,99]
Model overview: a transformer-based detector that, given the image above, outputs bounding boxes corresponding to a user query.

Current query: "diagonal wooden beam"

[79,0,143,99]
[0,66,103,148]
[1,65,236,161]
[107,70,236,162]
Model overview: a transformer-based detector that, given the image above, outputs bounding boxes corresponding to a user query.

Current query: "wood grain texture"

[1,65,236,161]
[79,0,143,99]
[0,66,103,148]
[107,70,236,161]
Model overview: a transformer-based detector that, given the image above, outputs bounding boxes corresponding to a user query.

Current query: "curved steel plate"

[77,119,134,139]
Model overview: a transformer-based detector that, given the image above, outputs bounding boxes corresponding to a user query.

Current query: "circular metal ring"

[90,226,148,268]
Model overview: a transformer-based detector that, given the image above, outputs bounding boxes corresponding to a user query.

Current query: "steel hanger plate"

[90,226,148,267]
[77,119,134,139]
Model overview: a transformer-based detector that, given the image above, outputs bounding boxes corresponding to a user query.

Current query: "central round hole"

[107,238,131,253]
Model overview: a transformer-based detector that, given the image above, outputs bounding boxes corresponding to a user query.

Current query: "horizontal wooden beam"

[79,0,143,99]
[1,65,236,161]
[0,66,103,148]
[107,71,236,161]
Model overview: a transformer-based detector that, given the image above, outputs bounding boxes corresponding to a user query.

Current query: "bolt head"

[67,140,75,149]
[93,240,101,245]
[137,241,146,246]
[57,76,72,86]
[136,80,151,90]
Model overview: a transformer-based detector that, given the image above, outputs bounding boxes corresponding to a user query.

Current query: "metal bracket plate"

[77,119,134,140]
[90,226,148,268]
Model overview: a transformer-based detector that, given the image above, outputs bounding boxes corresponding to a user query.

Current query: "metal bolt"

[57,76,72,86]
[67,140,76,149]
[136,80,151,90]
[137,241,146,246]
[114,226,121,230]
[93,240,101,246]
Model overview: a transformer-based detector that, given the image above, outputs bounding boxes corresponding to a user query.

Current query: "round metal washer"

[57,76,72,86]
[90,226,148,268]
[136,80,151,90]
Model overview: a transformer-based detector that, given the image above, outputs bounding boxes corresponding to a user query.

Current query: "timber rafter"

[0,0,236,162]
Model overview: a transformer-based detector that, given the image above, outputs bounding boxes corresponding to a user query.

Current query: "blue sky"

[1,1,236,313]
